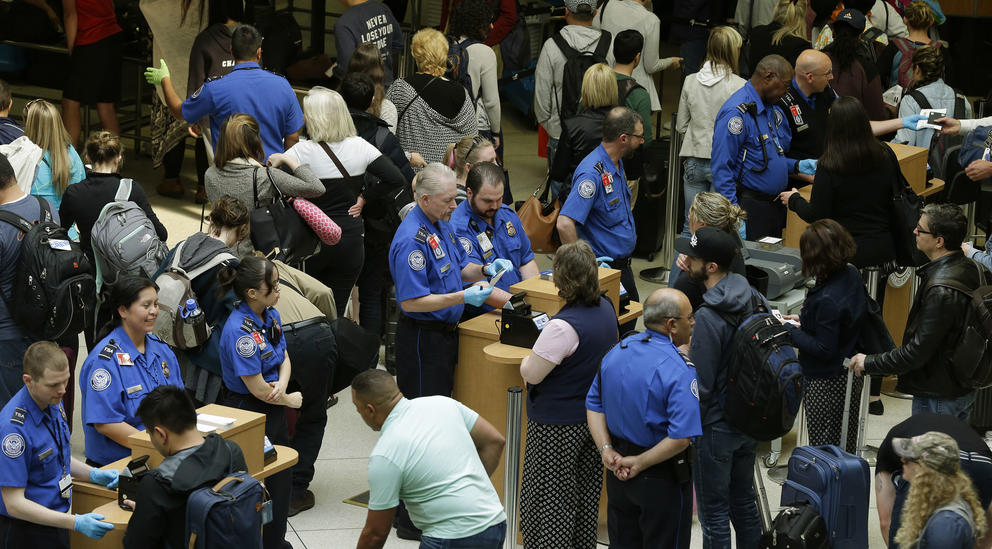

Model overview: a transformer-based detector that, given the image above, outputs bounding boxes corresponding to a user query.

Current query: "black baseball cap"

[833,9,867,31]
[674,226,738,269]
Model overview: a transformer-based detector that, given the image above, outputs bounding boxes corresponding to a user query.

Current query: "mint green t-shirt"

[367,397,506,539]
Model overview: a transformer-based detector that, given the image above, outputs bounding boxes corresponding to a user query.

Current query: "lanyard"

[468,218,494,242]
[42,408,66,475]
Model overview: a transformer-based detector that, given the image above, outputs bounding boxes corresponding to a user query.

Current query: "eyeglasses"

[663,314,695,322]
[22,98,43,120]
[806,69,833,77]
[627,133,646,141]
[915,225,933,235]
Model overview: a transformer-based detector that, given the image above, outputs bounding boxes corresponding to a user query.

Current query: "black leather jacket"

[865,251,985,398]
[549,107,610,185]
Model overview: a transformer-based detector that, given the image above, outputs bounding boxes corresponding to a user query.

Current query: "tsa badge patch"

[90,368,112,392]
[578,180,596,199]
[2,433,24,459]
[408,250,426,271]
[774,109,784,127]
[459,237,474,255]
[691,379,699,400]
[236,335,257,358]
[728,116,744,135]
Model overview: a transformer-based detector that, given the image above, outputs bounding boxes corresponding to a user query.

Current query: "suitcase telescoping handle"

[754,460,774,533]
[840,360,854,451]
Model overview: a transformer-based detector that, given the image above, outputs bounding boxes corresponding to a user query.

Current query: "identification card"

[605,183,614,194]
[984,148,990,162]
[427,234,445,259]
[59,474,72,499]
[48,239,71,251]
[115,353,133,366]
[476,232,493,252]
[252,331,267,350]
[126,384,143,395]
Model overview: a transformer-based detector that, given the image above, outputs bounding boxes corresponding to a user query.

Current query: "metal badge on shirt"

[427,234,445,260]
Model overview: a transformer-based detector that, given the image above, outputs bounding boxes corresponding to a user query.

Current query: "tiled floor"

[23,58,913,546]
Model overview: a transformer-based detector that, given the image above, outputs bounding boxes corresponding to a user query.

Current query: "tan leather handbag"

[516,180,560,254]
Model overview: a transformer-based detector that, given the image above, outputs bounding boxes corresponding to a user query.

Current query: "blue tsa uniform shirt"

[586,330,702,447]
[560,144,636,259]
[0,387,72,516]
[80,326,184,466]
[711,81,793,204]
[180,62,305,159]
[389,205,471,324]
[219,302,287,395]
[450,201,534,292]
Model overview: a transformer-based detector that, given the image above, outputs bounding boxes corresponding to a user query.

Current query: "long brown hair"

[347,42,387,118]
[214,113,264,167]
[818,96,887,175]
[24,100,73,194]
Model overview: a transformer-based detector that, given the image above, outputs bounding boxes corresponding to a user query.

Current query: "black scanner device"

[500,292,550,348]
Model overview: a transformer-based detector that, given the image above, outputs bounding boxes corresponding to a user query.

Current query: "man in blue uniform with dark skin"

[712,54,799,240]
[450,162,539,318]
[586,288,702,548]
[0,342,119,548]
[558,106,644,331]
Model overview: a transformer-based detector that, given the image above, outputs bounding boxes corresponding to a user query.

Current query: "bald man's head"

[751,54,794,104]
[352,369,402,431]
[795,49,833,94]
[643,289,693,345]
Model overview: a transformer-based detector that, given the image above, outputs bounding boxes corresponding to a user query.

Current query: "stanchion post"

[660,112,682,270]
[504,387,523,549]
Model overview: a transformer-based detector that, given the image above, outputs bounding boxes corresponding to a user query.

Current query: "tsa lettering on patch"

[728,116,744,135]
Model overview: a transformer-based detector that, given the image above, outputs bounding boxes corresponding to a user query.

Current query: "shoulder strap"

[278,276,302,296]
[318,142,350,178]
[265,166,284,199]
[37,195,52,223]
[908,89,932,111]
[252,167,260,208]
[397,76,438,124]
[0,210,33,233]
[115,178,133,202]
[598,0,608,22]
[594,30,612,59]
[954,95,966,119]
[924,498,976,538]
[551,31,578,59]
[186,252,238,280]
[167,240,188,272]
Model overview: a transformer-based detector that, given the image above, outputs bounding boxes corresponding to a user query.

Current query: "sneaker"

[288,489,315,517]
[326,395,338,409]
[869,400,884,416]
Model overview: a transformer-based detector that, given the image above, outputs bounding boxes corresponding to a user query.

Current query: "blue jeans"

[692,421,762,549]
[0,336,34,409]
[420,521,506,549]
[912,392,976,421]
[669,157,713,287]
[680,39,707,76]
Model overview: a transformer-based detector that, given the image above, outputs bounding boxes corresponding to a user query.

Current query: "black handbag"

[328,317,379,394]
[886,146,927,267]
[855,284,896,355]
[249,166,321,266]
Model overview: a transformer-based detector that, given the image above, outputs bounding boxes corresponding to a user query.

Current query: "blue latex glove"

[483,258,514,277]
[737,221,747,242]
[89,468,119,489]
[464,285,494,306]
[902,114,926,130]
[798,159,817,175]
[74,513,114,539]
[595,256,614,268]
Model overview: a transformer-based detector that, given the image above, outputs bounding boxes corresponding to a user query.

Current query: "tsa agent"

[79,276,184,467]
[0,342,118,547]
[218,256,301,549]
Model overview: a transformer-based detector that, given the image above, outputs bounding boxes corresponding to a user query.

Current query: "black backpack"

[0,197,95,340]
[906,89,968,181]
[704,294,804,441]
[551,29,611,124]
[927,261,992,389]
[446,36,481,106]
[617,78,645,109]
[258,9,303,76]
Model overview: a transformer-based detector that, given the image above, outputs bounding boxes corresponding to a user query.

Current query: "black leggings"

[161,137,209,186]
[304,216,364,317]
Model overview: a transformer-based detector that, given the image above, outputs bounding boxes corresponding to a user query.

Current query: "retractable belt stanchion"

[639,112,683,284]
[504,387,523,549]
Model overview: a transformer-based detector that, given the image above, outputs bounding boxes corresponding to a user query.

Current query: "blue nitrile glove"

[74,513,114,539]
[595,256,614,268]
[464,285,494,306]
[483,258,514,277]
[89,468,119,489]
[737,221,747,241]
[902,114,926,130]
[143,59,170,85]
[798,159,817,175]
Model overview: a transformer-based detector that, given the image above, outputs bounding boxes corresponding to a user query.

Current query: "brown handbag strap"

[319,142,350,178]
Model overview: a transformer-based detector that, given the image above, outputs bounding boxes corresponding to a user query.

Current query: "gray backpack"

[91,179,168,291]
[153,240,236,350]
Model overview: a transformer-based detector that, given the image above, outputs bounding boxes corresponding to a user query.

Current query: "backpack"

[705,294,804,441]
[617,78,645,109]
[551,29,611,123]
[906,89,967,181]
[891,38,942,89]
[926,261,992,389]
[185,472,268,549]
[0,197,95,340]
[257,9,303,76]
[446,36,481,106]
[91,178,168,292]
[153,240,237,350]
[499,0,531,73]
[858,26,886,68]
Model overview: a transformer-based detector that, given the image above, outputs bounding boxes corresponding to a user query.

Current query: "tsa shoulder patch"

[236,335,257,358]
[691,378,699,400]
[408,249,426,271]
[90,368,112,392]
[728,116,744,135]
[10,407,25,426]
[2,433,24,459]
[459,237,474,255]
[578,180,596,199]
[774,109,784,127]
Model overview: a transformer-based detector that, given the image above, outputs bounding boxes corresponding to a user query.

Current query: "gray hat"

[562,0,596,14]
[892,431,960,475]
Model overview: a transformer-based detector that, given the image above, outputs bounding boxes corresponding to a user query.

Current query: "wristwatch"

[600,444,613,454]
